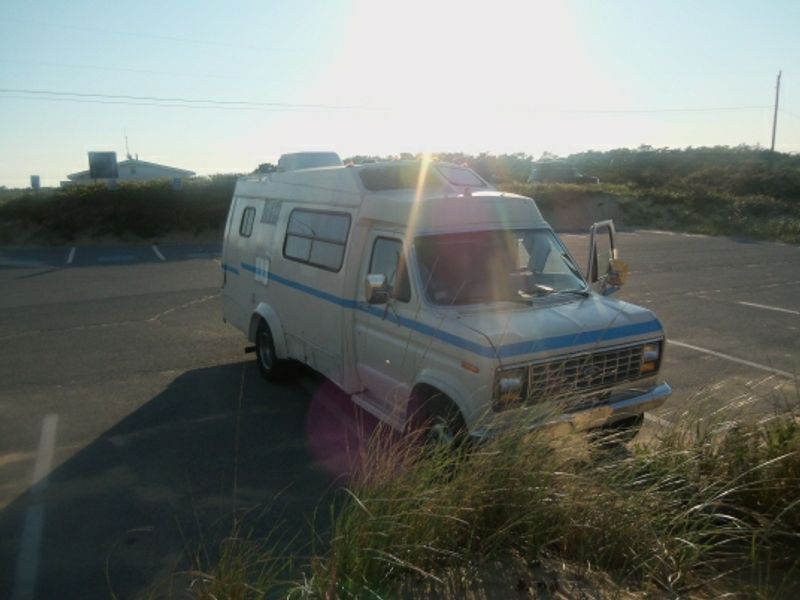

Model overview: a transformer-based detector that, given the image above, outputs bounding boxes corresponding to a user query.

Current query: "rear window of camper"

[239,207,256,237]
[283,209,351,272]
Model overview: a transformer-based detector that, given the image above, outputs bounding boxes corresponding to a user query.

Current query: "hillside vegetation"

[0,175,236,244]
[1,146,799,244]
[436,146,800,243]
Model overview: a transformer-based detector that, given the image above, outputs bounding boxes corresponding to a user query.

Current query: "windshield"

[415,229,586,305]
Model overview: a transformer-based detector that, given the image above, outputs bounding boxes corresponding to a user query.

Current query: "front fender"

[249,303,288,359]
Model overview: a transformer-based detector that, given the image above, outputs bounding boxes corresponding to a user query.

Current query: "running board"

[351,393,406,432]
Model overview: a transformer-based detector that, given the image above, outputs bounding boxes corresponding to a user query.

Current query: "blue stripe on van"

[237,260,662,359]
[222,263,240,275]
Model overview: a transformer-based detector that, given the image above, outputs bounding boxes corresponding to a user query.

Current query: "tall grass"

[295,411,800,598]
[175,403,800,599]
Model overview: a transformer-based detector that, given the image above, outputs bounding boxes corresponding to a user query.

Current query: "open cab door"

[587,220,629,295]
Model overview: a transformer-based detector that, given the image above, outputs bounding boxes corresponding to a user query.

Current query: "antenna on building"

[125,129,132,160]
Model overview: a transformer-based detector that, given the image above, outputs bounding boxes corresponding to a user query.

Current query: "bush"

[0,177,236,244]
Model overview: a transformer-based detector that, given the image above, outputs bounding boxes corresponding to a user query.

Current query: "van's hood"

[449,295,664,364]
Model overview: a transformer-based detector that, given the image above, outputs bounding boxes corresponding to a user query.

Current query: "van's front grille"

[492,339,664,412]
[528,343,645,402]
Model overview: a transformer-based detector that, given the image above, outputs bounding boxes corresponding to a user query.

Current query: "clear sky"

[1,0,798,187]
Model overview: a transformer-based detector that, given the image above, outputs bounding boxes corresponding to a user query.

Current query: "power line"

[0,88,374,111]
[0,58,303,85]
[0,88,774,115]
[0,94,336,113]
[0,16,296,52]
[563,106,770,114]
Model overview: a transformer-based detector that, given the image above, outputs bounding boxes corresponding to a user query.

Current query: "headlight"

[494,367,527,410]
[641,341,661,374]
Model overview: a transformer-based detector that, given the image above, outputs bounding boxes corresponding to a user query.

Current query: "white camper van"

[221,159,671,442]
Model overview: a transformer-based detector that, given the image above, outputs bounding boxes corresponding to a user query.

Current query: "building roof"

[67,158,195,180]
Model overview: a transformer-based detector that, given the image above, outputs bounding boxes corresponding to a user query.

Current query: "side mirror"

[588,220,628,294]
[365,274,390,304]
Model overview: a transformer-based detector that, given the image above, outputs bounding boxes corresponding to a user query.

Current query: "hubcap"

[427,419,455,446]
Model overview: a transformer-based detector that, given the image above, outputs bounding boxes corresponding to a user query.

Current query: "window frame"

[282,208,351,273]
[239,206,256,237]
[369,236,412,303]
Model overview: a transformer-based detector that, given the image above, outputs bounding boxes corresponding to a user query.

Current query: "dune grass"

[501,181,800,244]
[175,397,800,599]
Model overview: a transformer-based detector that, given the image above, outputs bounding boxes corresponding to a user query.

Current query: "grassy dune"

[501,182,800,244]
[169,400,800,600]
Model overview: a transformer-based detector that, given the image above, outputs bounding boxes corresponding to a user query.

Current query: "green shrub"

[0,177,236,244]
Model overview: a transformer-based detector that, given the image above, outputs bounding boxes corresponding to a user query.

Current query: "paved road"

[0,235,798,599]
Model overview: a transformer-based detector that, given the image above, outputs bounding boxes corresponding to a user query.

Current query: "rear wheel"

[255,321,288,382]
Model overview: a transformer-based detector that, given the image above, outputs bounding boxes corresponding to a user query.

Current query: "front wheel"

[255,321,288,382]
[408,391,470,452]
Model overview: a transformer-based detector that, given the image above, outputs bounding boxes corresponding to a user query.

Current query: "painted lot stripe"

[66,247,76,265]
[12,414,58,600]
[96,255,136,263]
[152,245,166,261]
[669,340,795,379]
[0,258,45,268]
[737,301,799,316]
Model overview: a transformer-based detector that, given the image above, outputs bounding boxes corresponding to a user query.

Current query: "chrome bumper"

[472,382,672,438]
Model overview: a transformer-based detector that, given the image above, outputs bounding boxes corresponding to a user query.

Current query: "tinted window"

[283,210,350,272]
[239,207,256,237]
[369,238,410,302]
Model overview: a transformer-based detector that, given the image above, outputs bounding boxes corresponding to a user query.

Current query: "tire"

[408,390,469,451]
[255,321,288,382]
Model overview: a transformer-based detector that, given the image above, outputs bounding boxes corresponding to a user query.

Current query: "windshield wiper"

[557,288,591,298]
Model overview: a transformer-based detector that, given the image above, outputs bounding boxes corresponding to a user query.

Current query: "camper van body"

[221,161,670,437]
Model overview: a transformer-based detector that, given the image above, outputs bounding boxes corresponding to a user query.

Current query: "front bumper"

[472,381,672,439]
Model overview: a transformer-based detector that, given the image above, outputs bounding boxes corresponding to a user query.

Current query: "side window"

[283,209,351,272]
[369,237,411,302]
[239,206,256,237]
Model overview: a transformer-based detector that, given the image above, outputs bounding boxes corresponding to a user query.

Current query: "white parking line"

[66,247,76,265]
[151,245,166,261]
[11,414,58,600]
[669,340,795,379]
[737,301,799,316]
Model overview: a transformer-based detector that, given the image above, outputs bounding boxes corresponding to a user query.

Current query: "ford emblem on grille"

[581,365,603,378]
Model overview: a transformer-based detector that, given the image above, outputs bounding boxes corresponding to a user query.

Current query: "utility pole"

[770,70,781,153]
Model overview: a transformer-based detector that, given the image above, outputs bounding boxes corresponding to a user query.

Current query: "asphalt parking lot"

[0,233,798,599]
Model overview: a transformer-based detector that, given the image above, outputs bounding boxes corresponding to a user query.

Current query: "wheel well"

[408,383,462,427]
